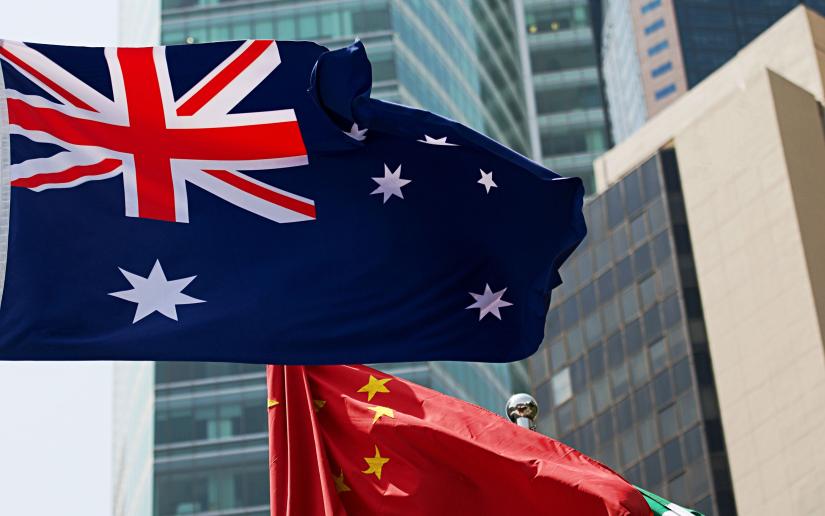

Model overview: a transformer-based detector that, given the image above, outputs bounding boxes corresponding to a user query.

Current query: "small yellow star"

[368,405,395,424]
[313,399,326,412]
[267,399,279,409]
[357,375,392,401]
[333,469,351,493]
[362,445,390,480]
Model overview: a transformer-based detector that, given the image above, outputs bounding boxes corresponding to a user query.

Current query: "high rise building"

[520,0,611,193]
[602,0,825,144]
[532,6,825,515]
[138,2,532,515]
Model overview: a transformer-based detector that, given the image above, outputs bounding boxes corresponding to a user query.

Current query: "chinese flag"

[267,364,649,515]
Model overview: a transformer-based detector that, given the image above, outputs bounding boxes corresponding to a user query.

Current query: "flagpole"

[505,393,539,431]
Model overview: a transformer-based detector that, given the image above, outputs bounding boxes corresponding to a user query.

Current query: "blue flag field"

[0,39,584,363]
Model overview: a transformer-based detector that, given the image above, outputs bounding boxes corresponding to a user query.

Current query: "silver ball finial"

[506,393,538,431]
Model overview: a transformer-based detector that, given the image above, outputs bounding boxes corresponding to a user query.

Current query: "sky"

[0,1,120,514]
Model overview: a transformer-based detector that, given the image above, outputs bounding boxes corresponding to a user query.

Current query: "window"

[658,404,679,440]
[552,367,573,406]
[621,431,640,466]
[550,339,567,370]
[663,438,684,476]
[630,352,649,387]
[653,370,673,407]
[647,40,669,57]
[535,84,603,115]
[651,61,673,78]
[638,417,658,454]
[589,344,606,379]
[644,19,665,35]
[621,287,640,323]
[649,339,668,372]
[530,45,597,73]
[641,0,662,14]
[639,275,657,308]
[593,376,611,412]
[655,83,677,100]
[643,451,663,487]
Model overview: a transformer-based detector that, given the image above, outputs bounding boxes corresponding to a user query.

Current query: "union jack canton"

[0,40,585,364]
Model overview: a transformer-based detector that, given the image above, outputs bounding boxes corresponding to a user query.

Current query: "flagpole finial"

[506,393,538,431]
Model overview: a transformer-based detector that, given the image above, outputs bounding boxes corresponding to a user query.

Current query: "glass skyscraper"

[149,1,531,514]
[521,0,611,194]
[529,150,735,515]
[602,0,825,144]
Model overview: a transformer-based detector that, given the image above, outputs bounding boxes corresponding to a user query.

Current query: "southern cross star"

[466,284,513,320]
[371,164,411,203]
[478,169,497,193]
[417,134,458,146]
[344,122,368,141]
[109,260,204,323]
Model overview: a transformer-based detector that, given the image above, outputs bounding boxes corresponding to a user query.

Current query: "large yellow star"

[267,399,279,409]
[333,469,351,493]
[357,375,391,401]
[368,405,395,424]
[362,446,390,480]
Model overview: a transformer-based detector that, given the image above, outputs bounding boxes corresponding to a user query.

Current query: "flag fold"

[267,364,649,515]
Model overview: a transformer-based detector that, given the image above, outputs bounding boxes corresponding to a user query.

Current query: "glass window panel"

[606,187,623,228]
[210,25,230,41]
[690,468,710,502]
[552,367,572,406]
[298,14,319,38]
[568,326,584,358]
[620,430,640,466]
[585,312,602,344]
[652,231,671,264]
[621,286,640,323]
[658,404,679,441]
[535,380,553,411]
[668,326,688,360]
[276,18,296,39]
[630,213,647,246]
[649,339,668,372]
[570,357,587,393]
[253,19,274,38]
[531,348,549,381]
[576,392,593,421]
[639,275,657,308]
[589,344,606,379]
[231,22,252,39]
[643,451,663,487]
[635,384,653,418]
[550,339,567,370]
[664,438,684,476]
[603,299,621,335]
[616,397,633,432]
[683,425,704,463]
[580,283,596,314]
[611,364,630,399]
[607,333,624,367]
[557,401,575,434]
[659,261,678,294]
[669,474,688,506]
[678,391,698,426]
[593,376,611,412]
[644,305,662,341]
[673,357,691,394]
[617,257,633,289]
[638,417,658,454]
[625,464,642,485]
[319,11,341,38]
[595,239,612,271]
[597,409,614,443]
[653,370,673,407]
[597,270,616,302]
[662,294,681,329]
[612,224,629,258]
[634,243,653,278]
[579,420,596,454]
[629,352,650,387]
[625,320,642,354]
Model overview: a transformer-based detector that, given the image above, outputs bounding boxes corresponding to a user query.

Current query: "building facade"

[146,1,531,515]
[543,7,825,515]
[530,150,735,515]
[602,0,825,144]
[521,0,611,193]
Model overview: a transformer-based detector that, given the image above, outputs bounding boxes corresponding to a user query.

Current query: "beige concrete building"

[594,6,825,515]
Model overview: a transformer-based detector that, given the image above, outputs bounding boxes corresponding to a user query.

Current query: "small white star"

[344,122,367,141]
[466,284,513,320]
[417,134,458,146]
[478,169,497,193]
[109,260,205,323]
[371,164,411,203]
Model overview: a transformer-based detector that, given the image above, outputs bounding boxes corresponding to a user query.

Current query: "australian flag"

[0,39,585,364]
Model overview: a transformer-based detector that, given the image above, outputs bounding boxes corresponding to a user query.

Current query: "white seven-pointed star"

[344,122,368,141]
[417,134,458,146]
[109,260,205,323]
[371,164,411,203]
[466,284,513,320]
[478,169,497,193]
